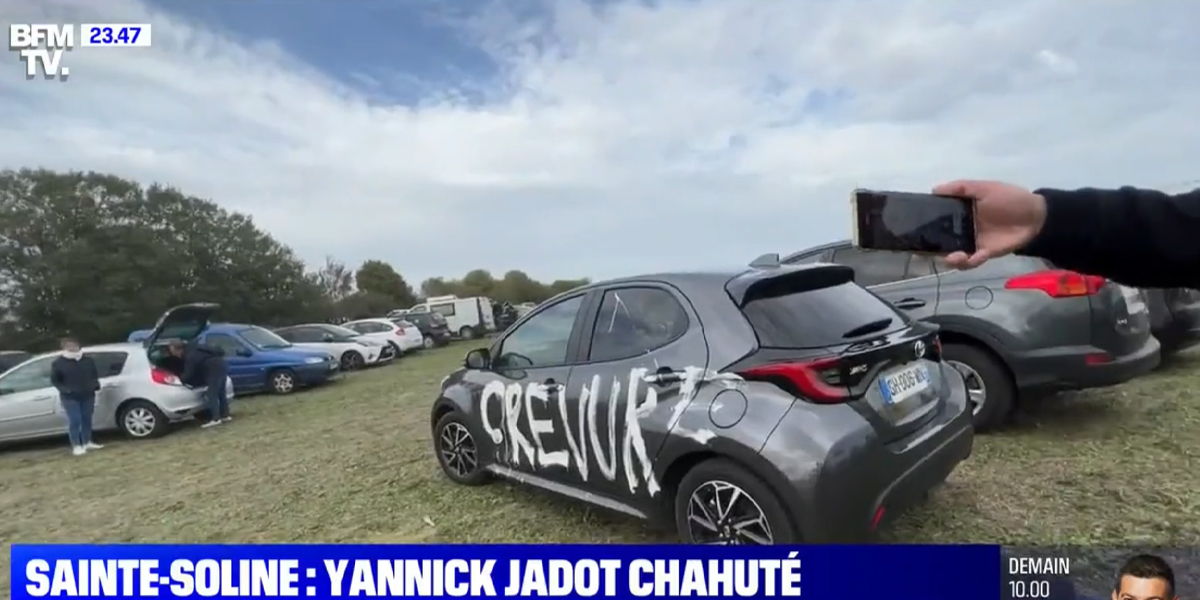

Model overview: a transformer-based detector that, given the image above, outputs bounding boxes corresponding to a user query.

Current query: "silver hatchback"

[0,343,216,443]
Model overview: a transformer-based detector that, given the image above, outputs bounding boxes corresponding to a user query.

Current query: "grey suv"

[784,242,1161,430]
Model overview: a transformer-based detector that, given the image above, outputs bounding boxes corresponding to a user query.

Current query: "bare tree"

[314,255,355,301]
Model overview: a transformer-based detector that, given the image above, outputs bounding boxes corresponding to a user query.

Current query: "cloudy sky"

[2,0,1198,284]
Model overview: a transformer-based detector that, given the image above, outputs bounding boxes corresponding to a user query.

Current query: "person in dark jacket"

[49,337,102,456]
[929,180,1200,288]
[169,340,230,428]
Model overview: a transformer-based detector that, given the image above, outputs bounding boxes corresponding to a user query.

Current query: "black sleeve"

[1018,187,1200,288]
[180,349,199,385]
[86,358,100,390]
[49,360,67,394]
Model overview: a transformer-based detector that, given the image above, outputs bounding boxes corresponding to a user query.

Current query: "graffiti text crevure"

[480,368,662,497]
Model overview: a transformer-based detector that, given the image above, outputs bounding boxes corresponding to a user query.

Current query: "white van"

[407,295,496,340]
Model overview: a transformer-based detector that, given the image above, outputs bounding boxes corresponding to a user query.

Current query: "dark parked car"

[782,242,1161,430]
[430,263,974,544]
[0,351,32,374]
[1142,288,1200,358]
[391,312,451,348]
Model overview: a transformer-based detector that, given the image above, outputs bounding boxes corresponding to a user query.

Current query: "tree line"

[0,169,589,351]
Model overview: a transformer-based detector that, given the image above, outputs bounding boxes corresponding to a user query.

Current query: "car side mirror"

[236,348,253,357]
[464,348,491,370]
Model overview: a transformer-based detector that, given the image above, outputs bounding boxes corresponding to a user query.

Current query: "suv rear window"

[742,282,908,348]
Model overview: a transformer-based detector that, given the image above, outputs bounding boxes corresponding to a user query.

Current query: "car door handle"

[645,367,683,386]
[33,396,54,402]
[893,298,926,310]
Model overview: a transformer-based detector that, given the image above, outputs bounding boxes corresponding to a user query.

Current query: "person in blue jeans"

[50,337,103,456]
[170,340,230,428]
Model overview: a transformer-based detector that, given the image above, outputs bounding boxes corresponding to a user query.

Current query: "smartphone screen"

[852,189,977,255]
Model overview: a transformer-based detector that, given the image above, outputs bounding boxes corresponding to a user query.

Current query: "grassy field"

[2,343,1199,592]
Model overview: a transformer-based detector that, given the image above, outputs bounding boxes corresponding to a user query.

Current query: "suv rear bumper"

[1011,336,1160,395]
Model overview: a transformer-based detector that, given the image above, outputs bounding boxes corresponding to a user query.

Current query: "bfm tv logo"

[9,24,73,80]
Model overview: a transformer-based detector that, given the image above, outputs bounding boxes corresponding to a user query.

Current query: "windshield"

[239,327,292,350]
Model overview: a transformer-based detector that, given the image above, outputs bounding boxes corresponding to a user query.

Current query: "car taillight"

[1004,270,1105,298]
[151,368,182,386]
[737,358,847,403]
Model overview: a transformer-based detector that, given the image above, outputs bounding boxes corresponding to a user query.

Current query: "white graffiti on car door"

[480,368,666,497]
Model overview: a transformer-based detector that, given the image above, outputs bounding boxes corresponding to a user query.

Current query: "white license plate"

[1120,286,1147,315]
[879,364,930,405]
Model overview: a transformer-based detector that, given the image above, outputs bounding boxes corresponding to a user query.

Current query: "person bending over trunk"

[170,339,231,428]
[50,337,103,456]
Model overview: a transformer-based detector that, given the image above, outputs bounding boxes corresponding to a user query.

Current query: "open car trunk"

[147,344,186,377]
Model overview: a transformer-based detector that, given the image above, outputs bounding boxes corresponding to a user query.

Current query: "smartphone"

[851,189,977,255]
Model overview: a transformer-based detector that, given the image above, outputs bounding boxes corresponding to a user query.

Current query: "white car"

[406,295,496,340]
[343,318,424,354]
[274,324,394,371]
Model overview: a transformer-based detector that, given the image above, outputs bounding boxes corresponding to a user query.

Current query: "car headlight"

[305,357,323,364]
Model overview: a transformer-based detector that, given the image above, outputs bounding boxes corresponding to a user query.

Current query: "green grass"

[2,344,1198,594]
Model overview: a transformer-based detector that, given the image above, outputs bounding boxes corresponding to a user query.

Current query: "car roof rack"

[749,253,781,268]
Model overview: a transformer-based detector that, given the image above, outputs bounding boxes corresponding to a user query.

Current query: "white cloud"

[2,0,1198,283]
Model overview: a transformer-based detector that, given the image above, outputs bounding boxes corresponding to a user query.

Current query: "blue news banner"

[11,544,1003,599]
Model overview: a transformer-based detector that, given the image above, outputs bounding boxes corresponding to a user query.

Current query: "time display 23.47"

[80,24,152,47]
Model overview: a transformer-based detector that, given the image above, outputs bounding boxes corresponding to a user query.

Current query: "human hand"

[932,180,1048,269]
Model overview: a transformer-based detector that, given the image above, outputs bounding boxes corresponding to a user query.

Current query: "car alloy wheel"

[686,480,774,545]
[272,371,296,394]
[123,406,158,438]
[342,352,364,371]
[423,337,435,349]
[947,360,987,417]
[438,422,478,478]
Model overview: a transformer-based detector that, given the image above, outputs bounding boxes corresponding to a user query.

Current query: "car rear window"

[742,282,908,348]
[87,351,129,377]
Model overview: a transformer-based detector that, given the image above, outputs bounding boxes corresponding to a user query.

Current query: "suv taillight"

[737,357,848,403]
[1004,270,1105,298]
[151,368,182,386]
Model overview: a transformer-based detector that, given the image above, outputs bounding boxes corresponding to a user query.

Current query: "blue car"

[131,303,341,395]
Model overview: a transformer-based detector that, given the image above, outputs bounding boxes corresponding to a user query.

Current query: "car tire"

[118,399,170,439]
[433,411,490,486]
[943,343,1014,432]
[340,351,365,371]
[459,326,476,340]
[674,458,796,545]
[387,341,403,359]
[268,368,297,395]
[423,337,435,350]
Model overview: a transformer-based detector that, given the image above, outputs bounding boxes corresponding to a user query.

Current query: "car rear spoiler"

[726,264,856,308]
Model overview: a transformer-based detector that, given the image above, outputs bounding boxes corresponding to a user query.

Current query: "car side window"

[88,352,129,377]
[431,303,456,317]
[906,255,937,279]
[290,327,324,343]
[831,247,909,287]
[0,356,55,395]
[588,287,689,362]
[204,334,246,356]
[496,295,586,369]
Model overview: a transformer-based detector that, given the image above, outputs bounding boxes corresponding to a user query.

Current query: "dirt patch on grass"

[2,345,1198,593]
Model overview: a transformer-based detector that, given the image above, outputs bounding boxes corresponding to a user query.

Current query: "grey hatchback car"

[784,242,1161,430]
[0,344,213,443]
